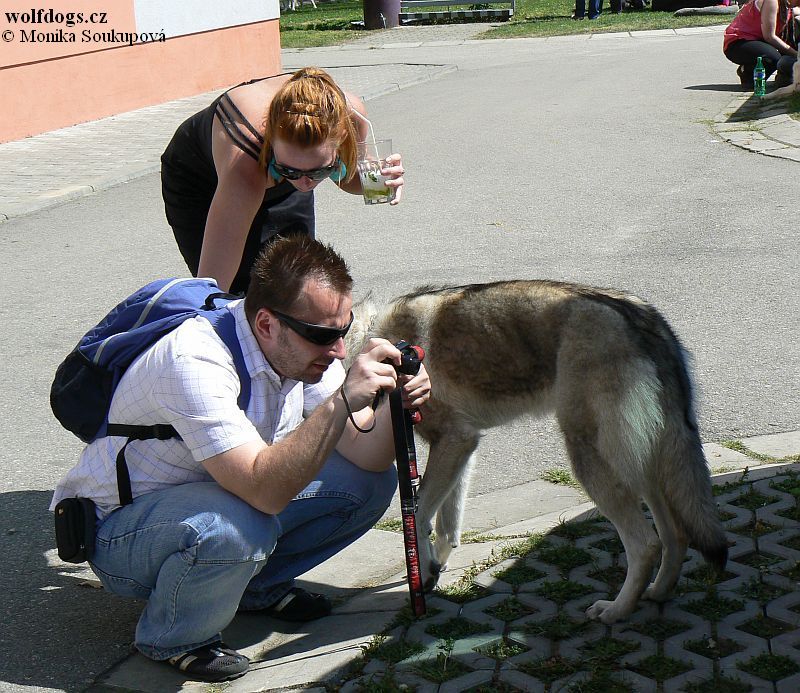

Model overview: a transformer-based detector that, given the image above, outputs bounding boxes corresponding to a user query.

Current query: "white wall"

[134,0,280,37]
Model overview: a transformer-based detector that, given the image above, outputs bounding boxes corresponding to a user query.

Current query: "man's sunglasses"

[270,157,340,182]
[271,309,354,346]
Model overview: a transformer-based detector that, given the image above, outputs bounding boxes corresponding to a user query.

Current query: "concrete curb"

[714,89,800,162]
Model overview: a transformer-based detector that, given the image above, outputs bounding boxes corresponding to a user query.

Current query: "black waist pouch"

[54,497,97,563]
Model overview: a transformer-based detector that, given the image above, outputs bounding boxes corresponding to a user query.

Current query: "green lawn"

[279,0,732,47]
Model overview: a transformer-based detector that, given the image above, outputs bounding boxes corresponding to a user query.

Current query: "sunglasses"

[271,309,354,346]
[270,156,339,182]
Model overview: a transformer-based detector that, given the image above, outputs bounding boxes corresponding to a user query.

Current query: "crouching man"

[50,235,431,683]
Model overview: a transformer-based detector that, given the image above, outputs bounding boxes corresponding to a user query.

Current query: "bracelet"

[340,384,376,434]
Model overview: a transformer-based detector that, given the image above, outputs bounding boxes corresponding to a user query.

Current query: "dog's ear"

[345,292,379,368]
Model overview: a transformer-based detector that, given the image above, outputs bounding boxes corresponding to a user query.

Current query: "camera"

[394,340,424,376]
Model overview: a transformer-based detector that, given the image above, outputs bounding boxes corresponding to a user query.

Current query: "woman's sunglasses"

[271,309,354,346]
[270,157,339,182]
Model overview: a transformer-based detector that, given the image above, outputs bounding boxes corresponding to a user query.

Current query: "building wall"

[0,0,282,142]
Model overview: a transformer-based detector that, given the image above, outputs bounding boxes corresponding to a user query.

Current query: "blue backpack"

[50,278,251,505]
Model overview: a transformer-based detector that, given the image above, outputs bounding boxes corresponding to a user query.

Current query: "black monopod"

[388,340,427,618]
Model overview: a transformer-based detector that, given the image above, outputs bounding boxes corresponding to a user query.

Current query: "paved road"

[1,25,798,692]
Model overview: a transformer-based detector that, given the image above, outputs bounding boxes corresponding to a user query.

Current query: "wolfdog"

[353,280,728,624]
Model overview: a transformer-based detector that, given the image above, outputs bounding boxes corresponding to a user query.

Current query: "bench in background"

[399,0,515,23]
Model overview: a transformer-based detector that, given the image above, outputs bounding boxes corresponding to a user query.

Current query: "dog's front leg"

[433,453,475,571]
[416,430,480,591]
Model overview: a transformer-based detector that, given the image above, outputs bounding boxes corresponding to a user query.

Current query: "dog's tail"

[659,423,728,571]
[583,288,728,571]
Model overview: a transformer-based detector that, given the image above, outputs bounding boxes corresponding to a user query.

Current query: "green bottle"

[754,56,766,98]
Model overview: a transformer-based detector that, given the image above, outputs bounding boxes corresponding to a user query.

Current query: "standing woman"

[161,67,405,293]
[723,0,799,89]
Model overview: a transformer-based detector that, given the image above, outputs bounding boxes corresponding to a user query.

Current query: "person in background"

[161,67,405,294]
[723,0,799,89]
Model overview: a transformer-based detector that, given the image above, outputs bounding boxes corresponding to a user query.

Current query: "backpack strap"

[207,308,251,410]
[107,307,251,507]
[106,424,178,506]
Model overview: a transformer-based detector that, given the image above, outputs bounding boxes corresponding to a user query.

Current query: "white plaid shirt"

[50,300,345,520]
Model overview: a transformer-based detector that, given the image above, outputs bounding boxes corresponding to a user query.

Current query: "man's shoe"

[264,587,332,622]
[167,642,249,682]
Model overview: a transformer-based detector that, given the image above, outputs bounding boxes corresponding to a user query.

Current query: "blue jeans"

[89,451,396,660]
[575,0,601,18]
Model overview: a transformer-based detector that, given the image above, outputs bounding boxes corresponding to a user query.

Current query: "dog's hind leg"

[564,436,661,624]
[416,426,481,591]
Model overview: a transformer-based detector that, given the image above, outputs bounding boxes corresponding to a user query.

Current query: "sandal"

[737,65,754,90]
[167,641,249,682]
[264,587,332,622]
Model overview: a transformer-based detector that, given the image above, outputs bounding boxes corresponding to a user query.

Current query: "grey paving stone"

[745,430,800,459]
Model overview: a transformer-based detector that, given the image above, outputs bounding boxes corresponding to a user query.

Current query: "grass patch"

[361,634,426,664]
[426,617,492,640]
[434,533,545,603]
[534,545,594,572]
[684,564,736,587]
[389,603,442,629]
[541,467,582,489]
[780,533,800,551]
[713,470,751,496]
[475,637,527,660]
[739,615,794,639]
[493,561,546,586]
[738,653,800,681]
[629,654,690,681]
[412,656,471,683]
[721,440,775,463]
[588,565,626,590]
[467,683,521,692]
[737,577,791,604]
[486,596,537,621]
[567,673,635,692]
[771,473,800,496]
[580,637,640,665]
[353,671,409,691]
[730,518,780,538]
[591,536,625,554]
[728,489,779,511]
[278,0,735,50]
[683,674,754,692]
[550,519,606,540]
[524,611,590,640]
[374,518,403,532]
[518,655,580,683]
[684,593,746,622]
[781,560,800,580]
[435,581,487,604]
[777,506,800,521]
[626,618,691,640]
[684,636,745,660]
[736,551,784,570]
[535,579,595,605]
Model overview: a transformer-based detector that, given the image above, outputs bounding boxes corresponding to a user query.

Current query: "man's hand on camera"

[399,364,431,410]
[342,338,400,411]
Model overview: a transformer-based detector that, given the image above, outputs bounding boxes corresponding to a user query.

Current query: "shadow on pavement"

[0,490,141,692]
[684,83,745,92]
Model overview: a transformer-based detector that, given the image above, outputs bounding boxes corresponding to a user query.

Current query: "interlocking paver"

[342,464,800,692]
